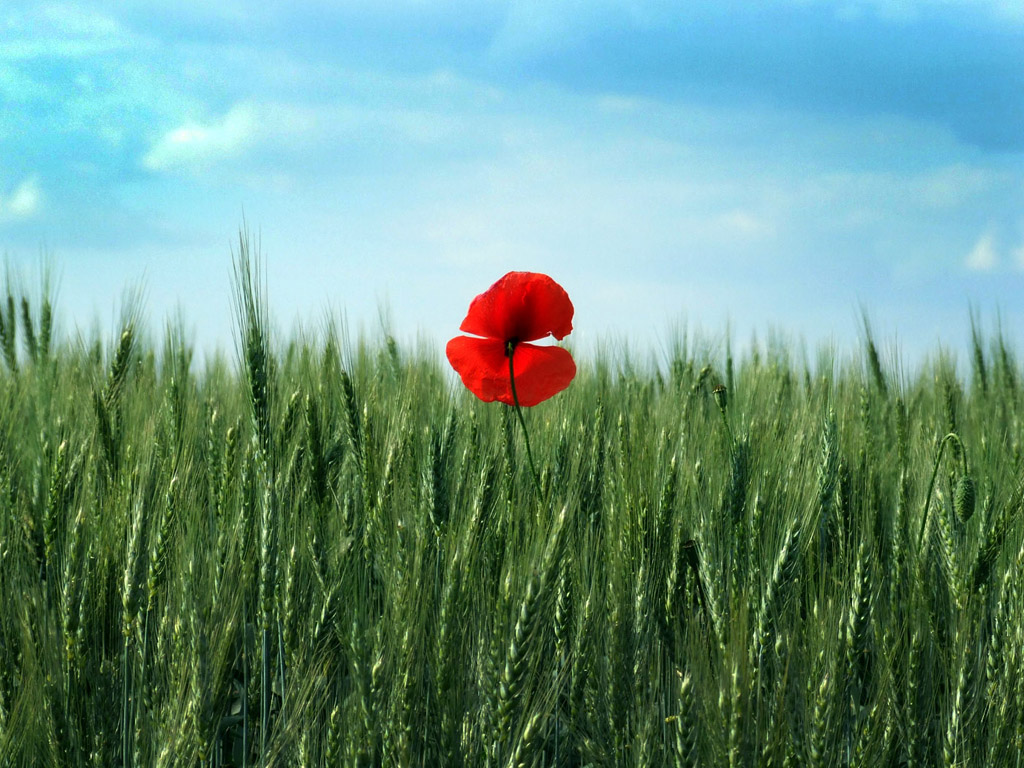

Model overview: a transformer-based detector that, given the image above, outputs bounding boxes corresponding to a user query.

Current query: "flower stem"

[508,342,544,497]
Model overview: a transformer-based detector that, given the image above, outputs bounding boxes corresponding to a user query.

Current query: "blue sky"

[2,0,1023,369]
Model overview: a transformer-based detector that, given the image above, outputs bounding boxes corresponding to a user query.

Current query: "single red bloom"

[447,271,576,406]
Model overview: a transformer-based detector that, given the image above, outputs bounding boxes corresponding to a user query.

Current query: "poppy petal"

[446,336,576,406]
[446,336,513,404]
[508,342,577,406]
[460,271,574,343]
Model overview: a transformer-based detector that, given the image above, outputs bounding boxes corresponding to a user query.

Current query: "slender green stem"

[507,342,543,497]
[918,432,967,549]
[718,408,737,453]
[713,385,737,452]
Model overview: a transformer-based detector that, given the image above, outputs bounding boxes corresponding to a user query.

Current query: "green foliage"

[1,263,1023,767]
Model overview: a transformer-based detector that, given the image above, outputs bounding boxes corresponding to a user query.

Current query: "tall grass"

[1,252,1023,767]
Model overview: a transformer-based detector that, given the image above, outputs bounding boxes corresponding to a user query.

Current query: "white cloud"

[140,92,483,181]
[142,103,258,172]
[0,175,42,222]
[965,231,998,271]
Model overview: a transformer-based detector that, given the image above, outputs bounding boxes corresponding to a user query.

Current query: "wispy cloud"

[0,175,42,222]
[487,0,1024,152]
[966,231,998,271]
[142,103,258,172]
[0,5,135,60]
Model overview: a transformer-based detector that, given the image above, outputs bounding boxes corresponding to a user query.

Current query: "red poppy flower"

[447,271,576,406]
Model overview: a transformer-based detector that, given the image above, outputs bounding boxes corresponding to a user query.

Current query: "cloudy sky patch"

[142,103,258,172]
[0,175,42,222]
[0,0,1022,364]
[966,232,998,272]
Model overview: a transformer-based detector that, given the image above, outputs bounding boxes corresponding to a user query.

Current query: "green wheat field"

[2,248,1023,768]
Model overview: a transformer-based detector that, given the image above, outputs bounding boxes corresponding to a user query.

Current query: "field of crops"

[1,251,1023,767]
